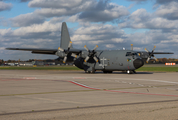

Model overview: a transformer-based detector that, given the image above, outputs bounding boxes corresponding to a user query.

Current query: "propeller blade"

[93,45,98,51]
[58,47,64,52]
[68,41,72,49]
[63,56,67,63]
[153,56,157,61]
[144,48,149,53]
[152,46,156,52]
[84,56,90,62]
[84,45,89,52]
[146,57,150,63]
[93,56,98,62]
[71,53,77,58]
[131,44,133,50]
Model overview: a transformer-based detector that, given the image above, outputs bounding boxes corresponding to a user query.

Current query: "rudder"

[60,22,73,49]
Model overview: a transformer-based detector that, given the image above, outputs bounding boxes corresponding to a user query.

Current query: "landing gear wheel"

[127,70,134,74]
[91,67,95,73]
[103,71,113,73]
[127,70,131,74]
[85,71,91,73]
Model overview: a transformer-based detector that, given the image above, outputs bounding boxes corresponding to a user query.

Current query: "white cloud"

[119,8,178,29]
[155,2,178,20]
[10,13,45,27]
[106,44,115,48]
[30,0,94,18]
[28,0,85,8]
[0,1,12,12]
[13,21,61,36]
[78,2,129,22]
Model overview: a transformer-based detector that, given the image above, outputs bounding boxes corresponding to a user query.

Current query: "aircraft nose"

[133,58,144,69]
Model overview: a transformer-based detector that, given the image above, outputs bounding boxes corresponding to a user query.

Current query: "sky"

[0,0,178,60]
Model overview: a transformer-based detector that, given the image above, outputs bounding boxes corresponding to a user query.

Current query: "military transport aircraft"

[6,22,173,74]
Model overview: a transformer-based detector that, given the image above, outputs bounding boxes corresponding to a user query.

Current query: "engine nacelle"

[55,51,65,57]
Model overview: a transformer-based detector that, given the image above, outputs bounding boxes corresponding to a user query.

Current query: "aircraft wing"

[6,48,57,55]
[152,52,174,54]
[6,48,81,55]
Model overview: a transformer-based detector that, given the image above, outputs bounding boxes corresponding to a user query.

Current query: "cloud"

[29,0,129,22]
[32,1,94,18]
[127,0,178,4]
[0,1,12,12]
[118,8,177,29]
[28,0,86,9]
[155,0,178,4]
[10,13,45,27]
[78,1,129,22]
[70,23,126,49]
[155,2,178,20]
[126,0,147,2]
[20,0,32,2]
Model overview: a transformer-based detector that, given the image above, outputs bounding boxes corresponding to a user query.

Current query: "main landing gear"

[126,70,136,74]
[103,71,113,73]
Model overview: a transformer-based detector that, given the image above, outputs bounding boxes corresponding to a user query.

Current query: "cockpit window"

[126,52,132,56]
[126,52,138,56]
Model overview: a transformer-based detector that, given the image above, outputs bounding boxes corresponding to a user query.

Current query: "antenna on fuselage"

[131,44,133,50]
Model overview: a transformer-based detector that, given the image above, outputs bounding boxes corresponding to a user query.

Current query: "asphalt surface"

[0,70,178,120]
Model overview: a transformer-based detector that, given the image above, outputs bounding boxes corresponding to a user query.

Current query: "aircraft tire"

[127,70,134,74]
[127,70,131,74]
[103,71,113,73]
[92,67,95,73]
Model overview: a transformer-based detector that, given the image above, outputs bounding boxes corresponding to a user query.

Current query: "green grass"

[136,64,178,72]
[0,66,81,70]
[136,67,178,72]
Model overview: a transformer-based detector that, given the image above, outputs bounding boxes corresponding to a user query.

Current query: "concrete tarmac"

[0,70,178,120]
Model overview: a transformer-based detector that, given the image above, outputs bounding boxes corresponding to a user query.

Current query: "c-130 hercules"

[6,22,173,74]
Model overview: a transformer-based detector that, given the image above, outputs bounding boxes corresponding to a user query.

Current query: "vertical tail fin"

[60,22,73,49]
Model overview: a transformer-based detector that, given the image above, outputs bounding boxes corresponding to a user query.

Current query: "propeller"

[145,46,157,63]
[57,41,75,63]
[84,45,99,63]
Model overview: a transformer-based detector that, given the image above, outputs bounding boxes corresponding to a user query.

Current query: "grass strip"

[136,67,178,72]
[0,66,81,70]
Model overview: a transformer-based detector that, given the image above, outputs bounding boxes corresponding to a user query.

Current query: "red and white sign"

[165,63,176,65]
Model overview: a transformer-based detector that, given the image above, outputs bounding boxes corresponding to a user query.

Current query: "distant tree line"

[156,58,178,64]
[0,58,178,65]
